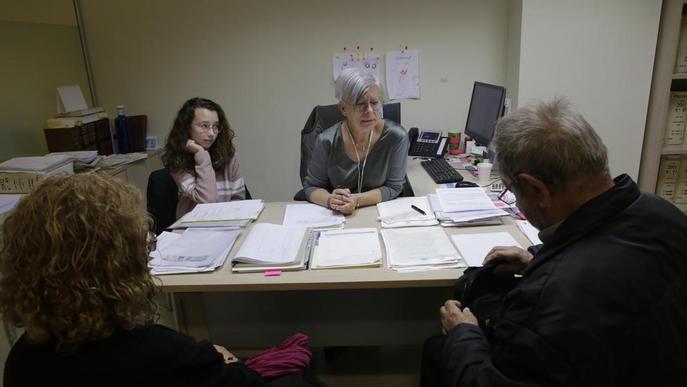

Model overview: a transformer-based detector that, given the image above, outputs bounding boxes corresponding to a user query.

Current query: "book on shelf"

[664,92,687,145]
[656,155,681,200]
[675,15,687,73]
[673,155,687,204]
[0,155,74,194]
[44,118,114,155]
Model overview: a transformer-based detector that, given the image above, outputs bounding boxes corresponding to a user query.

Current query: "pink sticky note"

[264,270,282,277]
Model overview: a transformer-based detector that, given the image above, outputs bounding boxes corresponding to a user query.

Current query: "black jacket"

[441,175,687,387]
[4,324,264,387]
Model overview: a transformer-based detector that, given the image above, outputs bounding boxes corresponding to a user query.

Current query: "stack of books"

[656,155,687,208]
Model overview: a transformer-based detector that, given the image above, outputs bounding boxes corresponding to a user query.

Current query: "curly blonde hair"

[0,173,158,349]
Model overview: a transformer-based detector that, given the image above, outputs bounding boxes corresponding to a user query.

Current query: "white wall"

[0,6,90,161]
[517,0,661,180]
[505,0,522,108]
[79,0,510,201]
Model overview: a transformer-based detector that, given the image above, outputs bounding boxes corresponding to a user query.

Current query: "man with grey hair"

[425,98,687,386]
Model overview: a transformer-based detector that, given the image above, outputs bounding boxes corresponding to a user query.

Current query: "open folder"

[231,223,312,273]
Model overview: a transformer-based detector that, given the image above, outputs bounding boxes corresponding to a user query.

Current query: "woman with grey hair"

[303,68,409,215]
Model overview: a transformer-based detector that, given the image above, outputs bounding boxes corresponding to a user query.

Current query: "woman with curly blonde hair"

[1,174,263,386]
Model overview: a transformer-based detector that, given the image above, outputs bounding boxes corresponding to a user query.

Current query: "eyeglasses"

[193,122,221,134]
[353,99,381,114]
[146,231,157,254]
[497,183,517,205]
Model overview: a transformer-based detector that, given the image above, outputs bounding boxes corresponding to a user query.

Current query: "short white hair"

[335,68,382,105]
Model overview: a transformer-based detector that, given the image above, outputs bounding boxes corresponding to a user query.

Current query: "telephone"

[408,128,448,158]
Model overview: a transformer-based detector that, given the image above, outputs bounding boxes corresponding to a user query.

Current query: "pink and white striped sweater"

[171,150,245,219]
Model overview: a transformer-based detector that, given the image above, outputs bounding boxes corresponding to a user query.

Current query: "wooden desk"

[160,161,528,347]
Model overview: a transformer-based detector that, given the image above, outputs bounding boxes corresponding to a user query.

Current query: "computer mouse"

[455,181,479,188]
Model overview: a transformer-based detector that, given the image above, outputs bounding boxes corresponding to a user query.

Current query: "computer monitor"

[464,81,506,147]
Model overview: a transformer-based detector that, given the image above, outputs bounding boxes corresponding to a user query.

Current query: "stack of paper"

[149,229,241,274]
[376,196,438,228]
[517,220,542,245]
[430,188,507,226]
[380,226,465,272]
[310,228,382,269]
[0,194,23,215]
[48,151,98,164]
[98,153,148,168]
[451,232,522,267]
[0,154,72,172]
[232,223,308,272]
[170,199,265,229]
[282,203,345,229]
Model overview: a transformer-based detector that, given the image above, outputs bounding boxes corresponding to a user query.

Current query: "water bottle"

[115,105,131,154]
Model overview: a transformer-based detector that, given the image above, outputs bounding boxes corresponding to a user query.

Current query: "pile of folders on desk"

[147,189,535,275]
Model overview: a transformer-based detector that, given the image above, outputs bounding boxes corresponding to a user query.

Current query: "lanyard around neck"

[345,122,373,194]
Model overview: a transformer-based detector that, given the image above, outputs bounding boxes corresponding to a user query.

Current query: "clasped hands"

[328,188,358,215]
[440,245,533,334]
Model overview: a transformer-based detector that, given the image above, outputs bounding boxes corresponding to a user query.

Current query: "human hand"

[329,188,357,215]
[186,139,204,154]
[440,300,478,334]
[213,344,239,364]
[483,246,533,274]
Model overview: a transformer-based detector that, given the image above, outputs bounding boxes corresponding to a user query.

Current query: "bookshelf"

[639,0,687,212]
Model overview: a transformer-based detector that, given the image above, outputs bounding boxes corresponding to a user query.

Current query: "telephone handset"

[408,127,448,158]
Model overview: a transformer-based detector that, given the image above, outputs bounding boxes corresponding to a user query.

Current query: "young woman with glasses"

[303,68,409,215]
[162,97,246,219]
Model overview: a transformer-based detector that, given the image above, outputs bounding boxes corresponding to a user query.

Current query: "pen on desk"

[411,205,426,216]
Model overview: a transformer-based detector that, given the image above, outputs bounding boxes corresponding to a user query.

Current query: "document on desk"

[435,187,497,213]
[176,200,265,224]
[376,196,438,228]
[148,229,240,274]
[234,223,306,264]
[0,194,22,215]
[517,220,542,245]
[451,232,522,267]
[283,203,345,229]
[380,226,464,272]
[310,228,382,269]
[428,194,506,224]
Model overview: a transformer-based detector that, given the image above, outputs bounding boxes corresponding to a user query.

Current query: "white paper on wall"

[333,50,381,81]
[385,49,420,100]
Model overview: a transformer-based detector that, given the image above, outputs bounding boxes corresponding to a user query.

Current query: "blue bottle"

[115,105,131,154]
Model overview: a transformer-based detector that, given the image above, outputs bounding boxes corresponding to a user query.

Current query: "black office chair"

[294,102,413,200]
[147,168,179,235]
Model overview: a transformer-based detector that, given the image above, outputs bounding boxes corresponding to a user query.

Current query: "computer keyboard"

[420,158,464,184]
